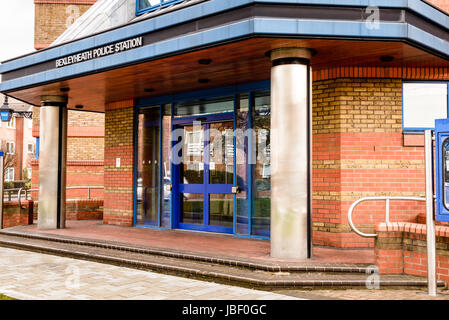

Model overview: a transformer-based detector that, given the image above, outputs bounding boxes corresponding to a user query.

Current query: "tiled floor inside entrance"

[11,220,374,265]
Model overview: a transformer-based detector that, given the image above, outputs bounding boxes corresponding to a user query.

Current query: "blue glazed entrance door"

[174,114,234,233]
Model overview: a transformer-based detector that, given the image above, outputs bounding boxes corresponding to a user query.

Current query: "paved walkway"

[12,220,374,265]
[1,246,448,300]
[0,247,299,300]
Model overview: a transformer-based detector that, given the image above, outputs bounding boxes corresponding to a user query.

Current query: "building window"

[6,116,15,129]
[403,82,449,130]
[5,168,14,182]
[27,143,34,154]
[6,142,15,155]
[137,0,185,14]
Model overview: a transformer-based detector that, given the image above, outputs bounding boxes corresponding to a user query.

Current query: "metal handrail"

[347,196,426,238]
[9,186,104,209]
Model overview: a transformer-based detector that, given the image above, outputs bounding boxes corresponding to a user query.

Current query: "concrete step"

[0,231,444,290]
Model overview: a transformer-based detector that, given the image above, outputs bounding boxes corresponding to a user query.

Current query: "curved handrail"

[347,196,426,238]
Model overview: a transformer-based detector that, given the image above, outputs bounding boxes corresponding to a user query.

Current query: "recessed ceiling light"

[75,105,84,109]
[60,87,70,92]
[144,88,154,93]
[198,59,212,65]
[198,79,210,84]
[380,56,394,63]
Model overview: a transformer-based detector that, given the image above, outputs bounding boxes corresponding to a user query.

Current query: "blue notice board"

[435,119,449,222]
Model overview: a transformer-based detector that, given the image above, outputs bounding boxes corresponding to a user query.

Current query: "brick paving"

[0,232,437,289]
[0,246,448,300]
[0,247,300,300]
[275,289,449,300]
[11,220,375,265]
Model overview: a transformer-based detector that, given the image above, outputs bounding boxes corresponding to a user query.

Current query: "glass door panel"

[209,122,234,185]
[180,124,204,184]
[181,193,204,224]
[209,194,233,227]
[175,115,234,233]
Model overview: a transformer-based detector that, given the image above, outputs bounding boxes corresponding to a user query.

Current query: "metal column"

[38,95,68,229]
[425,130,437,296]
[269,48,314,260]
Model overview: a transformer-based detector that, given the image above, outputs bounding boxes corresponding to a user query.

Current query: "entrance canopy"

[1,0,449,111]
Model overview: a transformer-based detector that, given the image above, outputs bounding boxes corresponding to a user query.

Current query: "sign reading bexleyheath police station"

[56,36,143,68]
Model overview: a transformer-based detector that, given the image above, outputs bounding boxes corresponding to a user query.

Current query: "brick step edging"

[1,229,369,273]
[0,236,443,290]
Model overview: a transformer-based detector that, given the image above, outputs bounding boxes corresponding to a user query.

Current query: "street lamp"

[0,96,32,122]
[0,96,12,122]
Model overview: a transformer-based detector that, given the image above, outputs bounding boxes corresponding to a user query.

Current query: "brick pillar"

[104,100,135,226]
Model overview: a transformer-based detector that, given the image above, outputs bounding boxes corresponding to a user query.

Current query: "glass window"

[235,93,250,235]
[403,83,448,130]
[181,193,203,224]
[5,168,14,182]
[136,106,161,226]
[161,104,172,227]
[252,91,271,237]
[209,121,234,185]
[6,116,15,129]
[174,96,234,118]
[27,143,34,154]
[6,142,15,155]
[137,0,185,14]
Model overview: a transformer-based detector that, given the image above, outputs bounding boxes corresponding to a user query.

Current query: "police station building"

[1,0,449,260]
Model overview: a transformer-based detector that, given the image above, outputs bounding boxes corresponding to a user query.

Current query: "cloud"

[0,0,35,62]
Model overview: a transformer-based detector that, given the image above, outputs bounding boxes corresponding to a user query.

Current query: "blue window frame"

[136,0,186,15]
[35,137,39,160]
[402,81,449,132]
[134,80,271,239]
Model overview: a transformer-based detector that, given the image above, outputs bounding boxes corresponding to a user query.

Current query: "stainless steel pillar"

[425,130,437,296]
[38,95,68,229]
[270,48,313,260]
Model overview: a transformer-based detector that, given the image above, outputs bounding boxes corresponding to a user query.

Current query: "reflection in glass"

[181,193,203,224]
[180,124,204,184]
[252,91,271,237]
[161,104,172,227]
[174,96,234,118]
[209,122,234,184]
[236,94,249,234]
[209,194,233,227]
[136,106,160,226]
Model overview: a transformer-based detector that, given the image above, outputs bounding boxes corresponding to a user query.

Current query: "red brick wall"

[31,160,104,199]
[312,78,426,248]
[103,100,135,226]
[375,222,449,285]
[2,201,33,229]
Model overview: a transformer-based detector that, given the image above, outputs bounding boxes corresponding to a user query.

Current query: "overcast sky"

[0,0,35,62]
